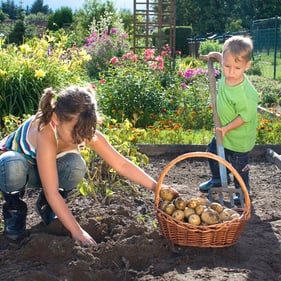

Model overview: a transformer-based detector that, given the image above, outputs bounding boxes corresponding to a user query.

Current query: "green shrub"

[0,31,90,120]
[198,40,222,55]
[249,75,281,105]
[96,49,170,127]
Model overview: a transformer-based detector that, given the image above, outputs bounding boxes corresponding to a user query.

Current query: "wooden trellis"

[133,0,176,60]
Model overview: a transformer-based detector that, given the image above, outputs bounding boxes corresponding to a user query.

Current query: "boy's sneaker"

[3,200,27,240]
[35,192,57,225]
[199,176,231,193]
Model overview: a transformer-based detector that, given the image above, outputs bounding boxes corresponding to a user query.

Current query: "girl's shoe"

[35,192,57,225]
[3,200,27,240]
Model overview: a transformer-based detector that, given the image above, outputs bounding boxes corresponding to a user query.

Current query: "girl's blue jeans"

[207,137,250,189]
[0,151,86,194]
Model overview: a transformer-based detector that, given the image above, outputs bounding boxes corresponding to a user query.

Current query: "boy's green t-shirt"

[217,75,259,153]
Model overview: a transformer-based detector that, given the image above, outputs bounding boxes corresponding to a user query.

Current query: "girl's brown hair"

[35,85,100,143]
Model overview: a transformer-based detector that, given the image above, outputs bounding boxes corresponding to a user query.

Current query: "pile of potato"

[159,188,240,226]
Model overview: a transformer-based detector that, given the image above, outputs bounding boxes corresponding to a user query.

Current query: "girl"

[0,85,178,245]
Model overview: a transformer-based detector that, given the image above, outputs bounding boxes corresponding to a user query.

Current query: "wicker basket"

[155,152,251,248]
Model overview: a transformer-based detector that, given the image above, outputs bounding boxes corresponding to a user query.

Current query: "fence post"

[273,16,279,80]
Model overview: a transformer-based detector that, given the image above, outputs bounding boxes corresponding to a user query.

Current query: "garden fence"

[251,16,281,80]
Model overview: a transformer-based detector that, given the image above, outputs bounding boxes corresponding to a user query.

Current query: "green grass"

[252,51,281,80]
[135,129,214,144]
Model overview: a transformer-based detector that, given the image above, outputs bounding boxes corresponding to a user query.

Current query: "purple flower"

[184,69,195,79]
[181,82,187,89]
[110,28,117,34]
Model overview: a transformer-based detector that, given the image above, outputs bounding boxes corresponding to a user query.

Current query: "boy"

[199,36,259,204]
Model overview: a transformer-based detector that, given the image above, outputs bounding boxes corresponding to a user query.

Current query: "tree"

[1,0,17,19]
[9,19,25,44]
[30,0,50,14]
[0,9,9,22]
[174,0,281,36]
[47,7,73,30]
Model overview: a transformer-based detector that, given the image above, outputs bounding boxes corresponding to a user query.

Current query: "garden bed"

[0,146,281,281]
[138,143,281,160]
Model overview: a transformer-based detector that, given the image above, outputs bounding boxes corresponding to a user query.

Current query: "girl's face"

[222,51,251,86]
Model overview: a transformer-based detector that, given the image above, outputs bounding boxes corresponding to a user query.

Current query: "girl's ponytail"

[35,88,57,130]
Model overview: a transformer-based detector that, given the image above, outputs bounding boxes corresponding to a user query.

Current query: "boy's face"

[222,51,251,86]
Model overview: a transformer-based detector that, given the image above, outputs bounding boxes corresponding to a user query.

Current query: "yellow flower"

[61,64,68,72]
[35,69,46,79]
[19,44,32,53]
[0,69,7,76]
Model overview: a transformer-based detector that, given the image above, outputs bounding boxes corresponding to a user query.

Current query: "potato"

[219,208,236,221]
[195,204,206,216]
[184,207,195,218]
[160,188,175,201]
[188,214,201,226]
[165,203,176,215]
[231,212,240,220]
[197,197,210,206]
[172,210,185,221]
[174,197,187,210]
[201,208,220,225]
[210,202,224,213]
[160,200,170,211]
[187,198,199,209]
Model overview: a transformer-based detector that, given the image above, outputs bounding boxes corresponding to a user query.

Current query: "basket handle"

[155,152,251,213]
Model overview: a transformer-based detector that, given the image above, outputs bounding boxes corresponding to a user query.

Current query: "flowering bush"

[0,31,90,119]
[159,70,214,131]
[84,12,130,79]
[95,48,178,127]
[95,44,222,129]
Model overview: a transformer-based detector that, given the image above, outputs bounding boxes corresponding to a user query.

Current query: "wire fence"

[251,16,281,80]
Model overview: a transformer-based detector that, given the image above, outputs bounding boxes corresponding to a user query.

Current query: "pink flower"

[156,56,164,70]
[99,79,106,84]
[150,62,158,69]
[177,70,184,77]
[181,82,187,89]
[144,49,155,61]
[122,51,138,62]
[110,28,118,34]
[110,56,119,64]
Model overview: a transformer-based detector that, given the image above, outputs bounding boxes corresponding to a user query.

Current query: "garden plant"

[1,12,281,200]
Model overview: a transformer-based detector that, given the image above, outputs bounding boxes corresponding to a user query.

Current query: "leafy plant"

[78,118,149,200]
[96,49,170,127]
[198,40,222,55]
[84,11,130,79]
[0,31,90,121]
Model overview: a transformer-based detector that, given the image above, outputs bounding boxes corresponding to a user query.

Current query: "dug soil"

[0,152,280,281]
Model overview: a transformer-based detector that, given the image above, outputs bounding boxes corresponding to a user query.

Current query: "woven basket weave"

[154,152,251,248]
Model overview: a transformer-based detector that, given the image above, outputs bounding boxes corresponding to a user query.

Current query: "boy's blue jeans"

[207,137,250,189]
[0,151,86,194]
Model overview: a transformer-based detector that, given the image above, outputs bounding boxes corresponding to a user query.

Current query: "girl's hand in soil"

[72,228,97,246]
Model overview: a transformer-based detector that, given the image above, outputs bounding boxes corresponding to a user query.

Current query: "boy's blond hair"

[222,35,253,62]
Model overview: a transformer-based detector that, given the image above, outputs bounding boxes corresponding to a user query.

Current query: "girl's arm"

[87,130,178,195]
[36,125,96,245]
